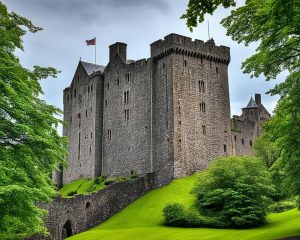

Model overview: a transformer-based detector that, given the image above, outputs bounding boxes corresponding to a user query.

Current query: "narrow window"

[124,110,127,121]
[202,125,206,135]
[88,86,90,93]
[124,91,129,104]
[107,130,112,140]
[91,85,93,92]
[250,140,252,147]
[200,102,206,112]
[202,81,205,92]
[85,110,87,117]
[163,63,165,68]
[91,132,93,139]
[77,75,80,82]
[224,144,227,153]
[117,79,120,86]
[90,107,92,112]
[78,113,81,128]
[184,60,187,66]
[89,145,92,154]
[201,56,203,64]
[105,100,107,107]
[216,67,218,74]
[234,135,237,141]
[242,138,244,145]
[79,94,82,103]
[78,133,81,159]
[125,73,131,82]
[127,109,129,121]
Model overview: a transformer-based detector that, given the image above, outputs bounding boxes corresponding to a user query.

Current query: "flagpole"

[95,37,96,66]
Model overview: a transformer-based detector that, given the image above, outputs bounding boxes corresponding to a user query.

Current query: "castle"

[54,33,270,187]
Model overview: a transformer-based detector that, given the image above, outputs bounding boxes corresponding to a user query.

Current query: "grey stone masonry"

[31,174,155,240]
[231,94,271,156]
[57,33,270,187]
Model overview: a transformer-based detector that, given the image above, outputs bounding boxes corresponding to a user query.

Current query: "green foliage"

[0,3,67,239]
[269,200,296,213]
[193,156,275,228]
[181,0,236,31]
[254,134,281,169]
[264,73,300,197]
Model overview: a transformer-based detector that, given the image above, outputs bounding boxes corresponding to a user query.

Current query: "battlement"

[150,33,230,64]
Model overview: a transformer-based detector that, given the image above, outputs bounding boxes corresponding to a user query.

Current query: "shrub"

[163,203,204,227]
[193,156,275,228]
[104,179,116,186]
[269,200,296,213]
[163,203,187,226]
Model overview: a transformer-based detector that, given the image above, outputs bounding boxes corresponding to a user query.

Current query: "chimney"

[255,94,261,106]
[109,42,127,62]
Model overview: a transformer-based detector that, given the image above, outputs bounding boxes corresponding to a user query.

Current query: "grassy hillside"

[67,174,300,240]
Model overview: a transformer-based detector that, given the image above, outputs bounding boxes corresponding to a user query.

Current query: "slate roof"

[81,61,105,75]
[245,97,258,108]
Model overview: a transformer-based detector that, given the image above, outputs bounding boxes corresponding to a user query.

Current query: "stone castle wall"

[62,63,104,184]
[102,49,152,177]
[32,174,155,240]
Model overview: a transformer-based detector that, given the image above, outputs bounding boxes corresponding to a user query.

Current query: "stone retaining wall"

[32,173,155,240]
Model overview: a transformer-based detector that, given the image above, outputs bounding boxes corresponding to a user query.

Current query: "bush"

[163,203,204,227]
[269,200,296,213]
[193,156,275,228]
[104,178,116,186]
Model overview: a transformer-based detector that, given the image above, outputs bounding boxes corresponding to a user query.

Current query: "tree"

[0,3,67,239]
[193,156,274,228]
[254,134,280,169]
[163,157,275,228]
[182,0,300,196]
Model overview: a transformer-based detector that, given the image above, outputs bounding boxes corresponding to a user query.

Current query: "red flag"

[86,37,96,46]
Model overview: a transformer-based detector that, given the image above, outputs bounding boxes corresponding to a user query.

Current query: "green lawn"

[67,174,300,240]
[58,178,105,197]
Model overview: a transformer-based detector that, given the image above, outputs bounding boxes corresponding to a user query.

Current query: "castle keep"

[55,33,270,187]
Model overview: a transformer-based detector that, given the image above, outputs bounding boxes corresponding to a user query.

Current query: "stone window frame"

[200,102,206,112]
[198,80,205,93]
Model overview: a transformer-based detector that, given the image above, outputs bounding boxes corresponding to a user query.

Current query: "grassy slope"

[58,178,105,196]
[68,174,300,240]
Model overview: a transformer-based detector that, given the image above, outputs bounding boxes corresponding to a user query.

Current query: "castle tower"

[59,61,105,184]
[231,94,271,156]
[151,33,232,183]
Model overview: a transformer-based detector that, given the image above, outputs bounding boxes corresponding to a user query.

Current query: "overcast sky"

[4,0,283,127]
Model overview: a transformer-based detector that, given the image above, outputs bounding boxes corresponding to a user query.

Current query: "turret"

[109,42,127,62]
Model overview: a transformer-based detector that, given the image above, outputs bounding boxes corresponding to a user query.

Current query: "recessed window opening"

[200,102,206,112]
[224,144,227,153]
[242,138,244,145]
[198,81,205,93]
[184,60,187,66]
[202,125,206,135]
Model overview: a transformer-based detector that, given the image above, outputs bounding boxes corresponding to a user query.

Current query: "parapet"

[150,33,230,64]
